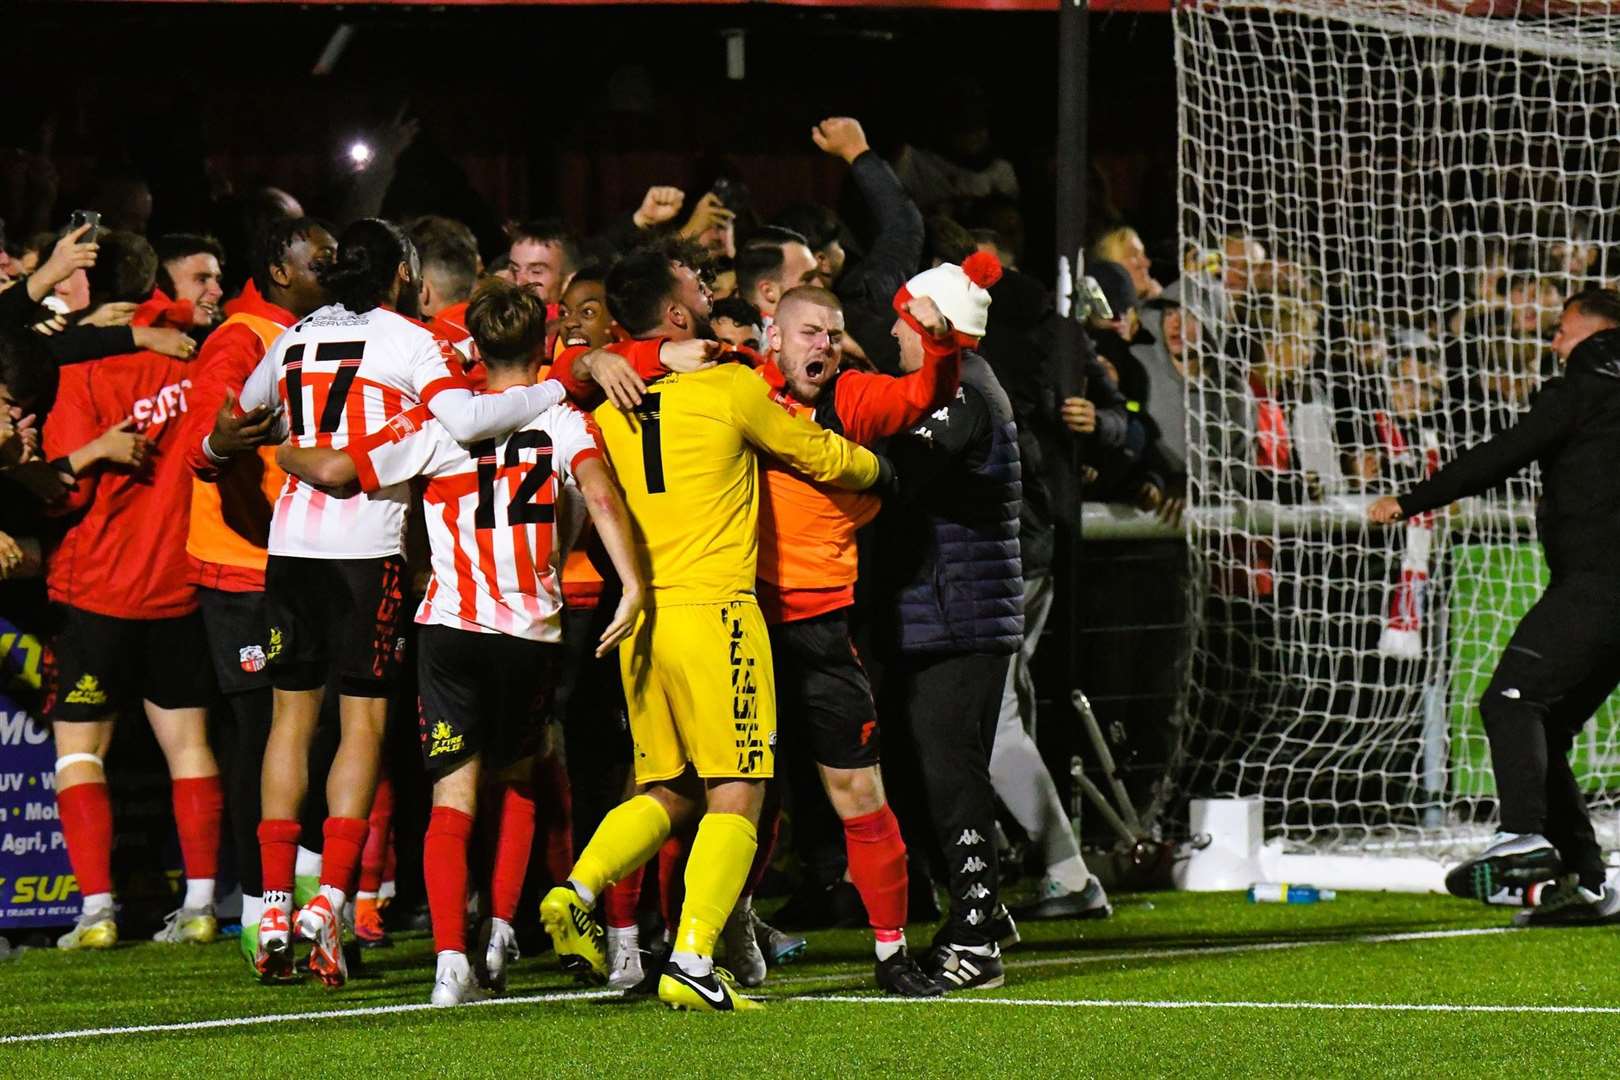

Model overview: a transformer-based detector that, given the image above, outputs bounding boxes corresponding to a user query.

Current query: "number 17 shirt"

[238,303,562,559]
[342,401,605,642]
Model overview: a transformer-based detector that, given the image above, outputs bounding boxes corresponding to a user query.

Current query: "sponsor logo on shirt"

[131,379,192,432]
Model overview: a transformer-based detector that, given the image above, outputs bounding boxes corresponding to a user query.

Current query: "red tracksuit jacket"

[43,350,198,619]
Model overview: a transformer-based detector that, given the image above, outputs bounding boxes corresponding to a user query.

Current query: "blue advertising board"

[0,620,80,928]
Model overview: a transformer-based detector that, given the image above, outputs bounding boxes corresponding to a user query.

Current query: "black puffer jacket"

[875,352,1024,656]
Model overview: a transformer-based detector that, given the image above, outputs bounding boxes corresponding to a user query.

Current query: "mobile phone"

[1077,275,1114,322]
[67,210,102,244]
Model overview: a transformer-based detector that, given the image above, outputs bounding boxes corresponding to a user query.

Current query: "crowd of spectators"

[0,78,1589,975]
[0,108,1138,977]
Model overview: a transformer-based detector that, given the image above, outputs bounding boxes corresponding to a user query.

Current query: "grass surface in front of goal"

[3,893,1616,1077]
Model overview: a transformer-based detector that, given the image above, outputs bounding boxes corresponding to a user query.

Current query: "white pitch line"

[0,924,1530,1046]
[765,924,1517,989]
[786,995,1620,1016]
[0,988,616,1046]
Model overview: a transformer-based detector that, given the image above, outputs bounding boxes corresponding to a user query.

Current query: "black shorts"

[770,608,880,770]
[197,587,273,696]
[44,606,216,722]
[263,555,407,697]
[416,623,558,778]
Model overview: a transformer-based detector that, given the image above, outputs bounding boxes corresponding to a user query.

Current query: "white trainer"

[607,926,645,991]
[431,952,486,1007]
[479,917,520,994]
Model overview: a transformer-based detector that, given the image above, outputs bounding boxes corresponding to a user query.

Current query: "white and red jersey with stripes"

[344,400,605,642]
[239,303,473,559]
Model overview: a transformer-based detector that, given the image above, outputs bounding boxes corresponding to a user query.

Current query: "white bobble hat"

[898,251,1003,341]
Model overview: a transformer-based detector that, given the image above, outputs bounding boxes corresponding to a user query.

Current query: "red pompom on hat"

[960,250,1004,290]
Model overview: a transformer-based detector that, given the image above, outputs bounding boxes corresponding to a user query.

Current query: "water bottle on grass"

[1247,883,1335,904]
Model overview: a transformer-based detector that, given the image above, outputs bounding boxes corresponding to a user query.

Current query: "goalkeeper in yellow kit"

[540,243,885,1011]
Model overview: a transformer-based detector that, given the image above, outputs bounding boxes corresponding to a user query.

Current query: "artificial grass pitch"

[3,892,1617,1077]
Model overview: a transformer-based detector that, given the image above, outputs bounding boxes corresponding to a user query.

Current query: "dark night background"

[1,4,1179,279]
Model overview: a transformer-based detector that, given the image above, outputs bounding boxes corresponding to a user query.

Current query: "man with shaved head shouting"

[737,283,964,996]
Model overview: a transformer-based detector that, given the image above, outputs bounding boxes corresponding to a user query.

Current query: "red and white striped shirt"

[345,401,605,642]
[237,303,564,558]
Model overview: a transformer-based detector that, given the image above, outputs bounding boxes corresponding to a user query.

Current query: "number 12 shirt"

[341,401,605,642]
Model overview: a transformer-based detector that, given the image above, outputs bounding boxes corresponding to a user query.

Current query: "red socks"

[319,816,370,895]
[57,782,114,898]
[531,753,574,885]
[171,775,224,882]
[258,818,301,896]
[843,806,909,936]
[658,836,688,928]
[425,806,474,954]
[489,782,536,922]
[359,777,395,894]
[603,866,645,929]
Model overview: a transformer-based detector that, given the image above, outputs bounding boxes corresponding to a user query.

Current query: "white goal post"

[1168,0,1620,889]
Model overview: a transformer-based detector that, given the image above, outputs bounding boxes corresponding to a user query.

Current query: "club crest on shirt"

[238,645,267,673]
[385,412,422,441]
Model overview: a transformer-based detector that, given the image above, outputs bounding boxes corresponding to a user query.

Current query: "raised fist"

[811,117,871,164]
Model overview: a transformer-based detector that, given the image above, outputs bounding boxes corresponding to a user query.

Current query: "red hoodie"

[44,350,198,619]
[427,301,471,346]
[133,287,195,330]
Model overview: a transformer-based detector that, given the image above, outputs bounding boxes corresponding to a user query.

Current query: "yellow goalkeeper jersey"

[593,363,880,606]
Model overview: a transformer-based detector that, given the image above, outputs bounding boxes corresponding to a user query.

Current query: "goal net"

[1170,0,1620,869]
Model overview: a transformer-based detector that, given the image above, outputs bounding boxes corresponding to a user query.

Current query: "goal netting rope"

[1170,0,1620,861]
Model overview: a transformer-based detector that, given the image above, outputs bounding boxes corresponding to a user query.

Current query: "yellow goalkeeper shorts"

[618,599,776,784]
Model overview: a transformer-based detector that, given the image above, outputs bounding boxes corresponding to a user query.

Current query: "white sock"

[874,931,905,963]
[567,878,596,906]
[241,894,265,929]
[378,879,396,903]
[295,845,323,879]
[608,924,640,953]
[82,891,113,915]
[264,889,292,915]
[356,890,378,902]
[183,878,215,910]
[436,950,468,977]
[319,883,346,910]
[671,949,712,977]
[1046,855,1091,893]
[490,915,513,938]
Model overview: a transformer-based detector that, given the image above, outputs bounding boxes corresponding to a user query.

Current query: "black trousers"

[876,650,1010,947]
[1480,573,1620,889]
